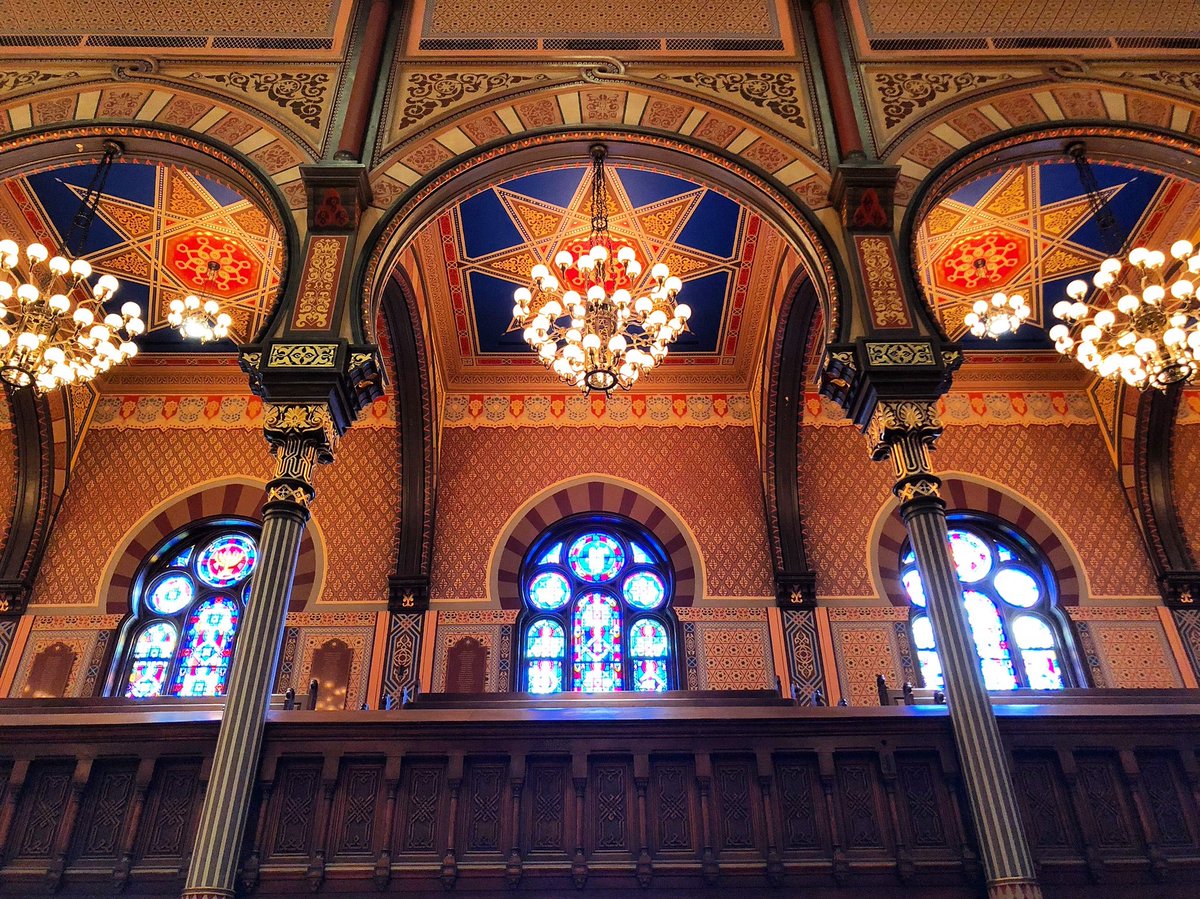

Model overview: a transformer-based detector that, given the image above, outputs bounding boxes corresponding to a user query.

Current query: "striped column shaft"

[903,499,1042,899]
[182,502,308,898]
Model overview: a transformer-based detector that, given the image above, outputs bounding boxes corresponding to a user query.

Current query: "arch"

[378,269,436,608]
[372,76,830,208]
[762,270,821,602]
[489,475,706,610]
[881,75,1200,214]
[355,132,849,352]
[96,477,323,614]
[0,77,317,207]
[869,472,1090,608]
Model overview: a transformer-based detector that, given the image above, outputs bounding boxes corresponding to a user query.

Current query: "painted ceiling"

[916,159,1200,350]
[0,160,283,352]
[406,162,796,392]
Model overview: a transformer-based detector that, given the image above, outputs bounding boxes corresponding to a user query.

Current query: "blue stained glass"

[1013,615,1064,690]
[568,533,625,583]
[632,659,668,692]
[631,542,653,564]
[902,569,926,607]
[538,542,563,565]
[572,594,622,690]
[623,571,665,610]
[527,660,563,694]
[196,534,258,588]
[172,597,239,697]
[525,619,565,658]
[170,547,193,567]
[963,591,1017,690]
[630,619,669,657]
[124,622,178,698]
[997,545,1015,561]
[146,573,194,615]
[994,568,1040,608]
[528,571,571,610]
[901,549,916,565]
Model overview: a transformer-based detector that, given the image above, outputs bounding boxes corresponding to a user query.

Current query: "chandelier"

[1048,143,1200,390]
[168,260,233,343]
[508,144,689,393]
[962,258,1031,338]
[1051,241,1200,389]
[0,140,143,393]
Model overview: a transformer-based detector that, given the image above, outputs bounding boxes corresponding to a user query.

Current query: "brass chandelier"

[168,260,233,343]
[0,140,143,393]
[508,144,690,393]
[963,257,1031,339]
[1049,144,1200,390]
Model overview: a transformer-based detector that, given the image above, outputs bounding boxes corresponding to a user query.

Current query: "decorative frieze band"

[442,392,755,428]
[804,390,1101,427]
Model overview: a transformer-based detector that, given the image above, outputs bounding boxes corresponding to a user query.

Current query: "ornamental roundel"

[933,229,1027,294]
[164,230,261,298]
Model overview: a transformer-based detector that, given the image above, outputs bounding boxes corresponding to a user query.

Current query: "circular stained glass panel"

[528,571,571,610]
[623,572,666,610]
[146,573,194,615]
[994,568,1040,608]
[196,535,258,588]
[567,532,625,583]
[948,529,992,582]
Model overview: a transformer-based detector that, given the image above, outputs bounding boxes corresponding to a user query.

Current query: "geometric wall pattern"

[1067,607,1183,689]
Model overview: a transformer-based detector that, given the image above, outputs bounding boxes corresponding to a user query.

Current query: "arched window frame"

[517,513,680,694]
[900,512,1078,691]
[109,517,260,699]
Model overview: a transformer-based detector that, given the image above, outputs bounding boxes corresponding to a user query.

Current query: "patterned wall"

[1066,607,1184,689]
[7,614,124,698]
[430,610,517,693]
[30,424,399,608]
[676,607,775,691]
[432,425,773,600]
[827,607,913,707]
[273,612,378,710]
[799,421,1159,599]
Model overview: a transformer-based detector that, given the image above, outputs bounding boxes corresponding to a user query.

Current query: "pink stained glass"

[623,572,665,610]
[525,619,565,658]
[528,571,571,611]
[632,659,668,692]
[526,660,563,694]
[196,534,258,588]
[902,569,927,607]
[567,533,625,583]
[572,593,622,690]
[146,573,194,615]
[172,597,239,697]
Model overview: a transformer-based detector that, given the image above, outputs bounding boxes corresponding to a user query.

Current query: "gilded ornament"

[266,483,312,507]
[292,236,343,330]
[193,70,331,130]
[856,237,910,328]
[657,71,807,128]
[865,399,943,460]
[395,72,548,131]
[865,342,936,366]
[872,71,1012,129]
[267,343,338,368]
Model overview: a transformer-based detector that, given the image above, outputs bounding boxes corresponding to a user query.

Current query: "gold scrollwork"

[242,351,262,370]
[864,400,945,505]
[268,343,338,368]
[865,341,936,366]
[266,483,313,508]
[856,236,910,328]
[264,402,338,463]
[896,478,942,504]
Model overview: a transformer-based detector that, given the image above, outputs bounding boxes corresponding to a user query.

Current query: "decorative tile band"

[86,395,396,430]
[442,393,754,428]
[804,390,1099,427]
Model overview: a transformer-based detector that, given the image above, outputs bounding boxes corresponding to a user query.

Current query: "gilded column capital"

[864,400,944,505]
[262,403,339,514]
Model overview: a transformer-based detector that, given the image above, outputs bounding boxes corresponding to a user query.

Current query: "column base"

[988,878,1043,899]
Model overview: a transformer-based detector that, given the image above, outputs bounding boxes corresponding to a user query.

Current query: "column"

[182,403,336,899]
[867,400,1042,899]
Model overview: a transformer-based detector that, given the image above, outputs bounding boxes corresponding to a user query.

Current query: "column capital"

[864,399,945,506]
[262,402,341,515]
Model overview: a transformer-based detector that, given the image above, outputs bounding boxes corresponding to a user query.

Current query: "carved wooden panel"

[525,759,569,856]
[396,760,445,856]
[835,754,888,853]
[649,757,695,854]
[712,756,760,853]
[70,759,137,862]
[461,760,506,855]
[330,759,383,859]
[7,760,73,861]
[1012,752,1080,856]
[590,760,631,854]
[310,638,353,711]
[137,759,201,861]
[774,754,822,853]
[1075,752,1140,853]
[267,759,321,858]
[1137,751,1196,849]
[895,754,948,850]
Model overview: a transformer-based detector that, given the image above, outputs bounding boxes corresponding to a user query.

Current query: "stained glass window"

[901,517,1070,691]
[519,515,676,693]
[115,523,259,699]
